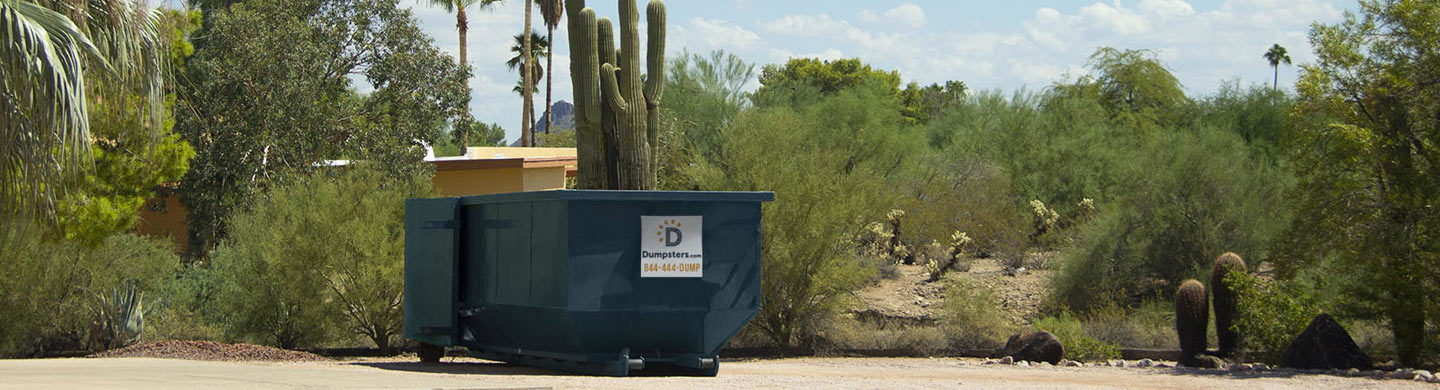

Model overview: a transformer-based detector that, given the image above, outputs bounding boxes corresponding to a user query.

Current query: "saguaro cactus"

[1211,252,1247,358]
[568,0,666,190]
[1175,279,1209,363]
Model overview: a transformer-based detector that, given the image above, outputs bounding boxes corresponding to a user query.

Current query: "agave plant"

[89,280,145,351]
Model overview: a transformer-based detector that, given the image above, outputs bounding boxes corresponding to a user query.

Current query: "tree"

[210,167,428,352]
[536,0,563,135]
[507,32,548,98]
[177,0,469,256]
[58,9,199,245]
[1080,47,1189,129]
[1278,0,1440,367]
[1,0,167,225]
[424,0,502,146]
[1263,44,1292,91]
[521,0,534,147]
[753,57,902,107]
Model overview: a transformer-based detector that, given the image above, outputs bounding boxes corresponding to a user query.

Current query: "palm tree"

[535,0,563,136]
[521,0,534,146]
[425,0,503,146]
[2,0,165,224]
[1263,44,1292,91]
[507,32,547,134]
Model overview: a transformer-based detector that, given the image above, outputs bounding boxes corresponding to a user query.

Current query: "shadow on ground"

[352,360,715,378]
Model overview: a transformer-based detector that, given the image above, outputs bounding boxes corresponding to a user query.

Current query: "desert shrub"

[941,278,1013,350]
[899,152,1027,263]
[0,229,179,355]
[1031,313,1122,362]
[1079,300,1176,349]
[683,81,914,348]
[820,317,948,356]
[1227,270,1325,365]
[1049,127,1288,313]
[208,167,428,351]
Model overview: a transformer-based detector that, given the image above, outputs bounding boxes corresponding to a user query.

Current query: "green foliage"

[178,0,468,256]
[754,58,902,104]
[900,80,967,125]
[941,277,1013,350]
[1049,127,1288,313]
[683,81,915,348]
[897,152,1027,263]
[1196,80,1293,160]
[1030,313,1123,362]
[662,49,754,168]
[208,167,428,351]
[1073,47,1190,129]
[1227,270,1325,365]
[0,228,180,356]
[1277,0,1440,366]
[57,9,198,246]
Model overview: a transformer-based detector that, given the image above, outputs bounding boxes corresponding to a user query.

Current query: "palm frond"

[1,0,104,222]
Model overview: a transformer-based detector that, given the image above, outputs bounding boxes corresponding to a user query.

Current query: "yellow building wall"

[432,167,525,197]
[522,167,569,192]
[136,194,190,251]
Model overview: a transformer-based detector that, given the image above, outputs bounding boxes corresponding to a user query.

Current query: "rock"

[1015,361,1030,367]
[1345,368,1361,377]
[1111,360,1127,368]
[1136,359,1155,368]
[1414,371,1434,382]
[1061,360,1082,367]
[1388,369,1416,380]
[1281,314,1374,370]
[1001,331,1064,365]
[1253,363,1269,371]
[1155,363,1173,368]
[999,356,1014,365]
[1182,354,1226,369]
[1038,361,1052,368]
[1232,363,1254,372]
[1429,374,1440,384]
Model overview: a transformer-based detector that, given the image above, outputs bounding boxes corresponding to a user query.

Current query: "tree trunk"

[458,9,470,146]
[1273,66,1278,91]
[522,1,535,147]
[545,26,555,136]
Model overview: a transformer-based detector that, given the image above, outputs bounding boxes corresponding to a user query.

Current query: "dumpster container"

[404,190,774,376]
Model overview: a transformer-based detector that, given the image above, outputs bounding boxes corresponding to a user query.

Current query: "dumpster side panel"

[462,200,577,354]
[565,200,763,357]
[404,198,462,346]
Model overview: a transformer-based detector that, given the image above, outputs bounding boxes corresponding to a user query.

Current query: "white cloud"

[884,4,927,29]
[761,14,850,37]
[678,18,764,52]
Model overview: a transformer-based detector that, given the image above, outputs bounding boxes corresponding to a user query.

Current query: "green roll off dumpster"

[403,190,774,376]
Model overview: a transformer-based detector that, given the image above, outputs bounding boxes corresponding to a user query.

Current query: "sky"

[273,1,1365,143]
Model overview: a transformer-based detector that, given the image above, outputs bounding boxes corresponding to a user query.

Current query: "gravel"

[88,341,329,362]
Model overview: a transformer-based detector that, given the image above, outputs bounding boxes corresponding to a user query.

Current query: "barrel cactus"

[1211,252,1247,358]
[568,0,665,190]
[1175,279,1208,363]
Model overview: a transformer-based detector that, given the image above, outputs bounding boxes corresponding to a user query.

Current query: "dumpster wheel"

[418,343,443,363]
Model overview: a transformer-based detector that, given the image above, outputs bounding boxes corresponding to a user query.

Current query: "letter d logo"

[664,227,683,247]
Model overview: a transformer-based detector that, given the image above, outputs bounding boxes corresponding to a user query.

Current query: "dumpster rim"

[451,189,775,205]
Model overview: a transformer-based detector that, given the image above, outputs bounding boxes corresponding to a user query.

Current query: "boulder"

[1281,314,1373,370]
[1001,331,1064,365]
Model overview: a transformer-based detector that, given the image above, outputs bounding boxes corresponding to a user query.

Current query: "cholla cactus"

[860,221,894,258]
[1029,200,1059,241]
[885,209,914,265]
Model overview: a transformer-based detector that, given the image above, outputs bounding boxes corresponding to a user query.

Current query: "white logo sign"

[640,216,703,278]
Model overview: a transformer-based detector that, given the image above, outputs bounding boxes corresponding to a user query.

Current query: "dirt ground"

[2,356,1431,390]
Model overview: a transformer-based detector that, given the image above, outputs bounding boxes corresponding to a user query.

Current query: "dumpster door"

[404,198,462,346]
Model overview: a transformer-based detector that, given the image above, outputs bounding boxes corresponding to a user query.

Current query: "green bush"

[1031,313,1123,362]
[208,167,428,351]
[683,81,913,348]
[0,229,179,355]
[1049,127,1288,313]
[1227,270,1325,365]
[941,278,1013,350]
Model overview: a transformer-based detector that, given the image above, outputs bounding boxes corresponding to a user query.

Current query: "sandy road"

[0,356,1431,389]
